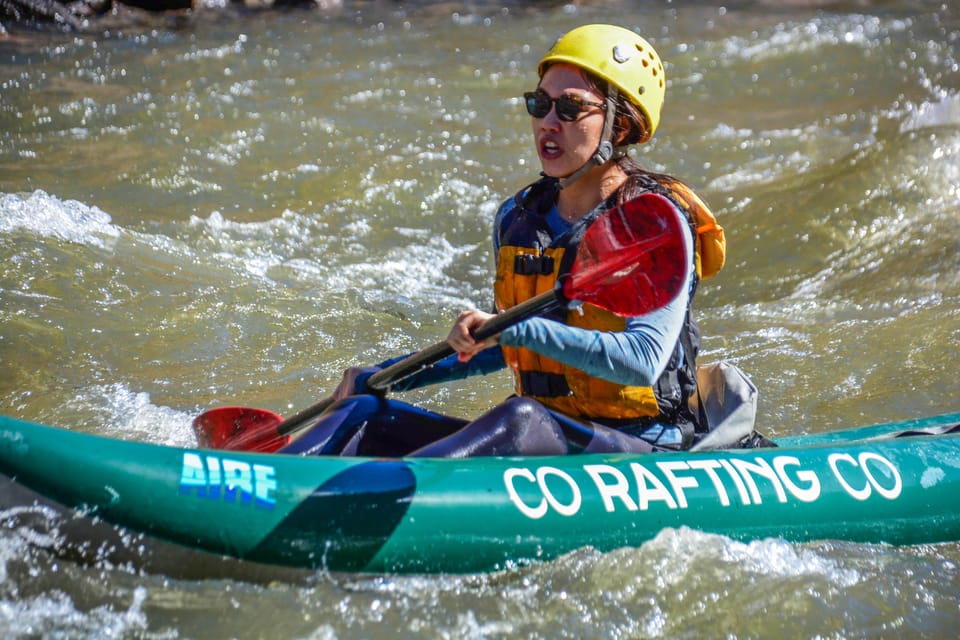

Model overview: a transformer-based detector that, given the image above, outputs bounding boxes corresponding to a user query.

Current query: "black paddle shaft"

[195,192,689,451]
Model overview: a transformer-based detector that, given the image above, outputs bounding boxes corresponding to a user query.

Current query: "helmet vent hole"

[638,86,646,95]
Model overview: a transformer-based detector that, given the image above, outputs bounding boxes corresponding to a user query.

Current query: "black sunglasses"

[523,90,606,122]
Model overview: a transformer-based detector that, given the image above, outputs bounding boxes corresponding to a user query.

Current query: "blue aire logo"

[179,452,278,509]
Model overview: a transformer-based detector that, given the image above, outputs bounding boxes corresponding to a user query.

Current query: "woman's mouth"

[540,139,562,160]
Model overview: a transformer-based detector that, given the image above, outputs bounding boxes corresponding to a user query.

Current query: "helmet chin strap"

[558,87,623,190]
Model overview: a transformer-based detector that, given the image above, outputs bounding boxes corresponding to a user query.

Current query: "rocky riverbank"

[1,0,343,33]
[0,0,908,36]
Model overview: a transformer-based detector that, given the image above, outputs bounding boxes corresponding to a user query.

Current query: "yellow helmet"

[538,24,665,142]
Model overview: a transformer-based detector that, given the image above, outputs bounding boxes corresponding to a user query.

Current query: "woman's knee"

[493,396,552,425]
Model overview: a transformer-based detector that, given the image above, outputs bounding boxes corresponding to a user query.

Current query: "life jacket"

[494,175,722,442]
[650,175,725,281]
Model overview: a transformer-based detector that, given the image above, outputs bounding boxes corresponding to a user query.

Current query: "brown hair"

[608,91,651,146]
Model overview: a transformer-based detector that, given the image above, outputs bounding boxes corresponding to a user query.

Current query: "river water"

[1,0,959,637]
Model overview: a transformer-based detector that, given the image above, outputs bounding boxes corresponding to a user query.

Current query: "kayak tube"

[0,412,958,574]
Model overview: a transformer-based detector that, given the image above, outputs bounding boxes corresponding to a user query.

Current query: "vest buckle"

[514,253,555,276]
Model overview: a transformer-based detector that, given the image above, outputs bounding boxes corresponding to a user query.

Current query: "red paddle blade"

[192,406,289,453]
[564,193,688,317]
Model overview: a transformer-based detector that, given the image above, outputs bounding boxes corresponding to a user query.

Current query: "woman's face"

[531,63,607,179]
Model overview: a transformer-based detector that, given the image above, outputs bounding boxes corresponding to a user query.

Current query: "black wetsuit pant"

[278,395,658,458]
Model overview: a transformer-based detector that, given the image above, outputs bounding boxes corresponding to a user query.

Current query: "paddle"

[194,192,688,453]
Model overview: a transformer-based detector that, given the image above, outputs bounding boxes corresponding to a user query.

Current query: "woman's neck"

[556,163,628,222]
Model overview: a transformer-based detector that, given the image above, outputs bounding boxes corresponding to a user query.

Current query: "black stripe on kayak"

[248,461,416,570]
[892,423,960,438]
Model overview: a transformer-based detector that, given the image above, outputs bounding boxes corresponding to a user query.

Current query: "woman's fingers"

[447,310,499,362]
[332,366,377,400]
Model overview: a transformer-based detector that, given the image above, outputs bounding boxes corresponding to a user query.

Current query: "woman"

[281,24,724,458]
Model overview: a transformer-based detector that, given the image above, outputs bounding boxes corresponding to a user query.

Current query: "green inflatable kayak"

[0,411,958,575]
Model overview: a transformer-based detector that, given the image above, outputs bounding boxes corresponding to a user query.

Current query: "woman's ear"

[614,105,649,146]
[614,113,633,145]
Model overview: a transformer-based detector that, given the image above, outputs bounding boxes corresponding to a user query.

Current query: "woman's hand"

[332,366,380,400]
[447,310,500,363]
